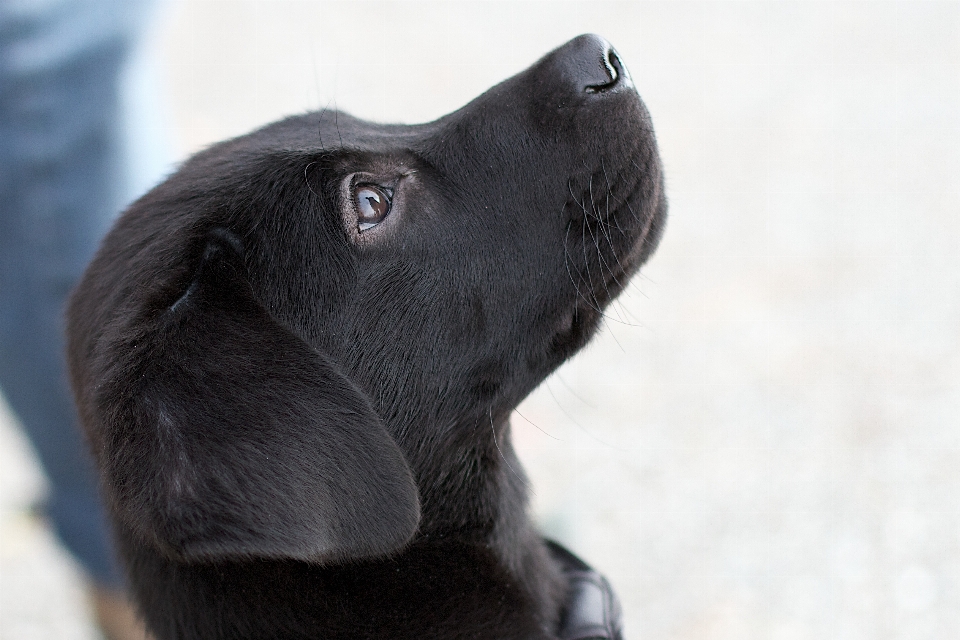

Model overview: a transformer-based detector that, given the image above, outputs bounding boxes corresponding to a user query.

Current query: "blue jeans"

[0,0,163,589]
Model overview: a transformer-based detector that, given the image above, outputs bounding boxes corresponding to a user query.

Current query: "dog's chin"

[546,303,601,365]
[561,120,664,303]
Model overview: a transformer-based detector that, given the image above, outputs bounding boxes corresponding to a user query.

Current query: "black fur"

[66,35,666,639]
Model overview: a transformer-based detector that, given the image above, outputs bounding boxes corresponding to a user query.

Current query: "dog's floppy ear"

[96,229,419,563]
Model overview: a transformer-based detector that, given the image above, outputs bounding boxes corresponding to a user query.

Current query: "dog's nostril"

[604,49,621,84]
[560,35,626,94]
[585,44,630,93]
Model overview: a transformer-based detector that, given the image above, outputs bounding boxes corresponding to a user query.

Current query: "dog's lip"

[591,250,635,307]
[572,181,656,309]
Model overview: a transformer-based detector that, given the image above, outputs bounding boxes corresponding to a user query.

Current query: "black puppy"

[66,35,665,639]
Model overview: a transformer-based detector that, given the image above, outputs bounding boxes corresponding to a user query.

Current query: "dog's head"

[68,35,665,567]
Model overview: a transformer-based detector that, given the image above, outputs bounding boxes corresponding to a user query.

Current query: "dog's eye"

[354,184,392,231]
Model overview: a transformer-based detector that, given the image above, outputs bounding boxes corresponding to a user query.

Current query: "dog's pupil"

[355,185,390,230]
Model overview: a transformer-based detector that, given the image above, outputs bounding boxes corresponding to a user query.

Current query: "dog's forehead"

[315,112,430,155]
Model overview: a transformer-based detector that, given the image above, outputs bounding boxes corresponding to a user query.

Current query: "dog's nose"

[557,34,630,94]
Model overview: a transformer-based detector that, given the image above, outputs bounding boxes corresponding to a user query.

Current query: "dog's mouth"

[562,138,663,312]
[541,139,663,363]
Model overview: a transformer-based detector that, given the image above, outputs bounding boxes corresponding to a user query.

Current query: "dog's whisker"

[627,192,662,258]
[629,286,651,302]
[567,178,587,216]
[635,267,655,283]
[545,382,623,451]
[613,297,643,326]
[584,221,644,328]
[586,228,622,320]
[579,215,594,296]
[580,178,632,323]
[512,408,562,441]
[488,407,531,491]
[561,222,641,326]
[555,374,594,409]
[616,200,657,299]
[563,221,604,315]
[580,208,622,304]
[316,97,336,151]
[585,175,596,210]
[334,104,344,150]
[303,162,321,200]
[599,158,634,281]
[581,219,605,315]
[562,246,609,320]
[599,314,627,353]
[561,227,589,305]
[610,298,638,325]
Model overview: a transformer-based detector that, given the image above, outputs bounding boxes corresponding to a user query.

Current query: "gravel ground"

[3,2,958,638]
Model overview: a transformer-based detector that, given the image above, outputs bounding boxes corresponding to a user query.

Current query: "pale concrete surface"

[3,1,958,638]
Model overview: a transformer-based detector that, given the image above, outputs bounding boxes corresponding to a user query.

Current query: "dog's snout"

[557,34,629,94]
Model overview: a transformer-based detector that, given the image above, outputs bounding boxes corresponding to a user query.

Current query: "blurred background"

[2,1,958,638]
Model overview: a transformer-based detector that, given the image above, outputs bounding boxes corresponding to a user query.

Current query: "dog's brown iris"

[355,184,391,231]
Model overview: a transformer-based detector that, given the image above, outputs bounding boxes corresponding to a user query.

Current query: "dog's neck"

[399,414,538,573]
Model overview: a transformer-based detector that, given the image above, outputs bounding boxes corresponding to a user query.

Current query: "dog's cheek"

[442,286,488,342]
